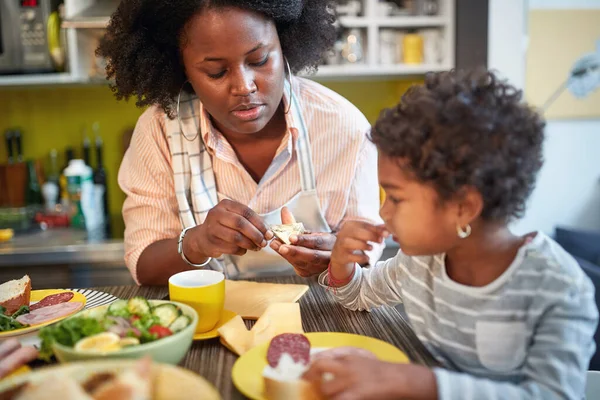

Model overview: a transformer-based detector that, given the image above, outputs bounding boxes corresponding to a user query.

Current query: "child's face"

[378,155,462,256]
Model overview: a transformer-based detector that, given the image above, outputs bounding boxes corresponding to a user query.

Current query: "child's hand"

[303,353,438,400]
[329,221,388,282]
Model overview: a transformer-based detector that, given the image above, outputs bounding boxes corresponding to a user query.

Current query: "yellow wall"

[0,78,419,237]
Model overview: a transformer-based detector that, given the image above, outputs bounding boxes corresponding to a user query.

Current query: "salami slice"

[29,292,74,311]
[16,301,83,326]
[266,333,311,368]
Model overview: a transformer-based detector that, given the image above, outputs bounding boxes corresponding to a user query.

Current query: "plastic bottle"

[63,159,98,232]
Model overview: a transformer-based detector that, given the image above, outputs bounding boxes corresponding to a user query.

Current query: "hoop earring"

[177,80,201,142]
[457,223,472,239]
[284,57,293,114]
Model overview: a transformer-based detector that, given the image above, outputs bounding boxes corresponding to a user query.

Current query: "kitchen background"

[1,0,598,289]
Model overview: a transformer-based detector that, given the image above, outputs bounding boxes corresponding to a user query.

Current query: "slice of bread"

[0,275,31,315]
[264,376,324,400]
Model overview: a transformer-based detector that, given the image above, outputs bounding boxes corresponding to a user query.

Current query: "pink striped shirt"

[119,77,383,280]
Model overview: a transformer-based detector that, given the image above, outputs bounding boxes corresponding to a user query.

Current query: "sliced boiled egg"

[74,332,121,353]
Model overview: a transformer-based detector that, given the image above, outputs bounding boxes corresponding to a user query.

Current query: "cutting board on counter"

[224,280,309,320]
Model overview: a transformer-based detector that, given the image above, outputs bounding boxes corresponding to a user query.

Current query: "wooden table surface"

[95,275,437,399]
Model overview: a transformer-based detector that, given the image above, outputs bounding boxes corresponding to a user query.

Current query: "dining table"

[90,275,439,400]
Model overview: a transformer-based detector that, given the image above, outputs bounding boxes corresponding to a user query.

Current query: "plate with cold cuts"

[0,275,87,338]
[231,332,410,400]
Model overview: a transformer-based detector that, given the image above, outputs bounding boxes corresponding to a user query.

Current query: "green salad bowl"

[51,300,198,365]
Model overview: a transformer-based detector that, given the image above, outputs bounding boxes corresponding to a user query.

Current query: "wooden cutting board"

[224,280,309,320]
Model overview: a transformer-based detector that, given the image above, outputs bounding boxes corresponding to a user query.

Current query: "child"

[303,69,599,400]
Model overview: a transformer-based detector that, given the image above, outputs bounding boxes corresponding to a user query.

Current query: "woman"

[98,0,383,285]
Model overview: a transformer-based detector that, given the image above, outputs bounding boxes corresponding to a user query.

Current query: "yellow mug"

[168,270,225,333]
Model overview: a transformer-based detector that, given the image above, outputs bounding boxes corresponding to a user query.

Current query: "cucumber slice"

[127,297,151,316]
[152,304,181,327]
[107,300,129,317]
[169,315,192,332]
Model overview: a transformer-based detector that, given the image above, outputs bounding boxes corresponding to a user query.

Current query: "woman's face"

[181,7,285,137]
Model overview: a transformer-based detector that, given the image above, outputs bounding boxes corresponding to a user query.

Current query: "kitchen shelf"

[0,0,455,86]
[307,63,450,79]
[339,16,449,28]
[61,0,115,29]
[0,73,80,87]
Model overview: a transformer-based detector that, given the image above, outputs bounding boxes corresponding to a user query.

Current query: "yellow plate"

[231,332,409,400]
[0,289,87,338]
[194,309,237,340]
[0,359,221,399]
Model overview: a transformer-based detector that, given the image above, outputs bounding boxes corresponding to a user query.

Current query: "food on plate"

[262,333,323,400]
[218,303,304,356]
[266,334,311,368]
[270,223,305,245]
[0,276,83,333]
[15,302,83,326]
[261,334,379,400]
[39,297,192,360]
[0,275,31,315]
[0,339,39,380]
[0,306,30,331]
[0,356,152,400]
[29,292,74,311]
[0,357,221,400]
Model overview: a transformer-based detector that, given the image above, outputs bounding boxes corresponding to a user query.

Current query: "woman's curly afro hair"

[96,0,336,116]
[370,68,546,222]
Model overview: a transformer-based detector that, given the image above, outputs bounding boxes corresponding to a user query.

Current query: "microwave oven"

[0,0,62,74]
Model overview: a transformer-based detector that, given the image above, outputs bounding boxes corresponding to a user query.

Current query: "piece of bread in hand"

[263,354,325,400]
[263,334,324,400]
[0,275,31,315]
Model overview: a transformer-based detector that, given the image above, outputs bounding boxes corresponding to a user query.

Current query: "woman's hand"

[303,352,438,400]
[270,207,335,277]
[183,199,273,261]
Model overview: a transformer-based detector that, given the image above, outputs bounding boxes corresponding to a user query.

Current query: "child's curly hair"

[370,68,546,222]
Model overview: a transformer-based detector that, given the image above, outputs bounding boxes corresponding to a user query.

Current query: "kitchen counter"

[0,228,125,267]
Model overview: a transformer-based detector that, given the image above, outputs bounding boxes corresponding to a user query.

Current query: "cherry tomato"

[149,325,172,339]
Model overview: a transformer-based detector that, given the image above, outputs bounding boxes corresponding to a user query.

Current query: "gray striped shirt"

[321,232,598,399]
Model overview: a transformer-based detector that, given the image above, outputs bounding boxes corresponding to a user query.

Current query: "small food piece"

[118,337,140,347]
[270,223,305,245]
[127,297,151,316]
[169,315,191,333]
[91,356,153,400]
[0,275,31,315]
[29,292,74,311]
[81,373,115,394]
[148,325,172,339]
[107,300,129,318]
[0,338,21,359]
[11,305,30,318]
[16,301,83,326]
[267,334,311,368]
[74,332,121,353]
[152,303,181,327]
[0,345,39,380]
[218,315,252,356]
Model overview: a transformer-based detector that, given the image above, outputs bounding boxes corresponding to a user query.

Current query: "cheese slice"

[218,303,304,356]
[270,223,306,245]
[225,280,309,320]
[251,303,304,348]
[217,315,252,356]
